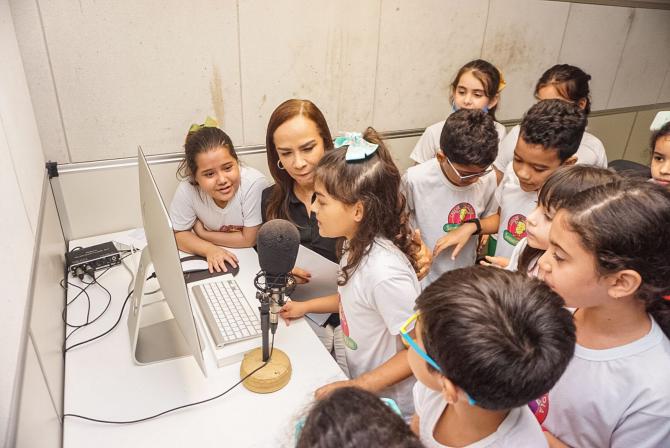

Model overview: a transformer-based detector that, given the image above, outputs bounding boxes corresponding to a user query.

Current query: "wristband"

[463,218,481,235]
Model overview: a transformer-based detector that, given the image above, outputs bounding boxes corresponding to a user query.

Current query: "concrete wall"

[10,0,670,164]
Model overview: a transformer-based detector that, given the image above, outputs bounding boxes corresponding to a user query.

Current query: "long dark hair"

[315,128,419,285]
[518,165,619,273]
[535,64,592,115]
[451,59,503,120]
[563,180,670,337]
[264,99,334,222]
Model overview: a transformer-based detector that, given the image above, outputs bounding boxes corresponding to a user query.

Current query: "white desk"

[63,230,346,447]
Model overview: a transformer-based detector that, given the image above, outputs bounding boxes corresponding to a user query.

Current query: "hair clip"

[334,132,379,161]
[188,116,219,134]
[663,295,670,301]
[650,111,670,131]
[497,69,506,93]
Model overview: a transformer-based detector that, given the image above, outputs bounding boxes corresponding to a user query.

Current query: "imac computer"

[127,147,207,375]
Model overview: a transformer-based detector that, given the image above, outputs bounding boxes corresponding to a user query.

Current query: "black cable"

[64,335,275,424]
[64,289,133,353]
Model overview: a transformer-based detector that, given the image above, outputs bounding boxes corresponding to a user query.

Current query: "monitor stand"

[127,246,191,365]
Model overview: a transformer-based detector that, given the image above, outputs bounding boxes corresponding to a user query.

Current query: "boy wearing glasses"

[403,109,498,286]
[488,100,585,262]
[403,266,575,447]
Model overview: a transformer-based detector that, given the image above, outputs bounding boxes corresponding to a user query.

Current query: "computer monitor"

[127,147,207,375]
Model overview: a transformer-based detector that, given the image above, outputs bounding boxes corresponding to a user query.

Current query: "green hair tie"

[188,116,219,134]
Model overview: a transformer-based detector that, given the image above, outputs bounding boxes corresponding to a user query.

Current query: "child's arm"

[410,414,420,436]
[193,220,261,248]
[544,430,571,448]
[174,230,238,273]
[315,345,412,399]
[433,211,500,260]
[279,294,339,324]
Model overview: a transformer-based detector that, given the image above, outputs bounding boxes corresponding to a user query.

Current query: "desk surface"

[63,230,346,448]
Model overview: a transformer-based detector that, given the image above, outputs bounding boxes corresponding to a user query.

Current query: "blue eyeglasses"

[400,313,476,406]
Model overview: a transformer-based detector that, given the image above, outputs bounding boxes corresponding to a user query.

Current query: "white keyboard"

[192,279,261,348]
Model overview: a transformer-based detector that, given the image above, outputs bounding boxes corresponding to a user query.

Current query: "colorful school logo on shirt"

[528,394,549,425]
[219,224,244,232]
[442,202,477,232]
[503,214,527,246]
[339,297,358,351]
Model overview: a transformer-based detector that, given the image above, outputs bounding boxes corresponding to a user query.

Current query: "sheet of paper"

[291,245,340,326]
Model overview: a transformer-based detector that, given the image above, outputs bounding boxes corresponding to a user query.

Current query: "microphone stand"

[254,272,296,362]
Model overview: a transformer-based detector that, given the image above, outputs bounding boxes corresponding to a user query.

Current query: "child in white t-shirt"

[490,100,585,262]
[169,118,268,273]
[404,109,498,286]
[411,59,506,164]
[537,180,670,448]
[502,165,618,275]
[493,64,607,181]
[405,266,575,447]
[280,129,421,417]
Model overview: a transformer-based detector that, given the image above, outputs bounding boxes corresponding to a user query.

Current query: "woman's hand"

[279,300,308,325]
[291,267,312,284]
[204,245,238,273]
[413,229,432,281]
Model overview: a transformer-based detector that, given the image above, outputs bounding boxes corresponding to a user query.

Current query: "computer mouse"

[180,255,239,283]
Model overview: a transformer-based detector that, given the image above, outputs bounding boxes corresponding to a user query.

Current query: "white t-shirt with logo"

[493,125,607,173]
[403,158,497,286]
[169,166,268,232]
[338,237,420,417]
[494,164,537,260]
[410,119,507,164]
[413,382,548,447]
[534,317,670,448]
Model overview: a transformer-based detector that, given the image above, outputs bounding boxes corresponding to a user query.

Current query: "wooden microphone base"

[240,347,292,393]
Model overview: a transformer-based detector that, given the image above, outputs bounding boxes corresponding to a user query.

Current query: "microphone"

[254,219,300,361]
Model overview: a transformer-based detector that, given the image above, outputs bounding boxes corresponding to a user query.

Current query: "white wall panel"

[657,68,670,103]
[373,0,488,131]
[608,8,670,108]
[14,337,62,448]
[0,1,46,231]
[34,0,242,161]
[558,4,633,111]
[482,0,570,120]
[238,0,380,144]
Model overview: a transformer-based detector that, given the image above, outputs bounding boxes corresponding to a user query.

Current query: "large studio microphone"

[254,219,300,362]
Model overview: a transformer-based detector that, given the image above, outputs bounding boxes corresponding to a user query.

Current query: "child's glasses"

[400,313,476,406]
[445,156,493,180]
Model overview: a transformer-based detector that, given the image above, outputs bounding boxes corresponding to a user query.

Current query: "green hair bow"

[188,116,219,134]
[334,132,379,162]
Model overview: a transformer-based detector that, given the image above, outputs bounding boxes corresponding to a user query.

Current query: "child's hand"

[204,246,238,273]
[543,430,571,448]
[479,255,509,269]
[291,267,312,284]
[314,380,354,400]
[433,224,477,260]
[412,229,432,281]
[279,300,307,325]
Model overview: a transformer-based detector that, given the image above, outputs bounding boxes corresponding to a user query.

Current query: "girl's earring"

[277,159,285,170]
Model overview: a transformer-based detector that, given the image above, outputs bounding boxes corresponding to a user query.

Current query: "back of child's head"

[451,59,504,119]
[315,128,418,284]
[416,266,576,410]
[561,179,670,337]
[439,109,498,167]
[518,165,620,272]
[177,119,237,185]
[520,99,587,162]
[296,387,424,448]
[536,64,592,115]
